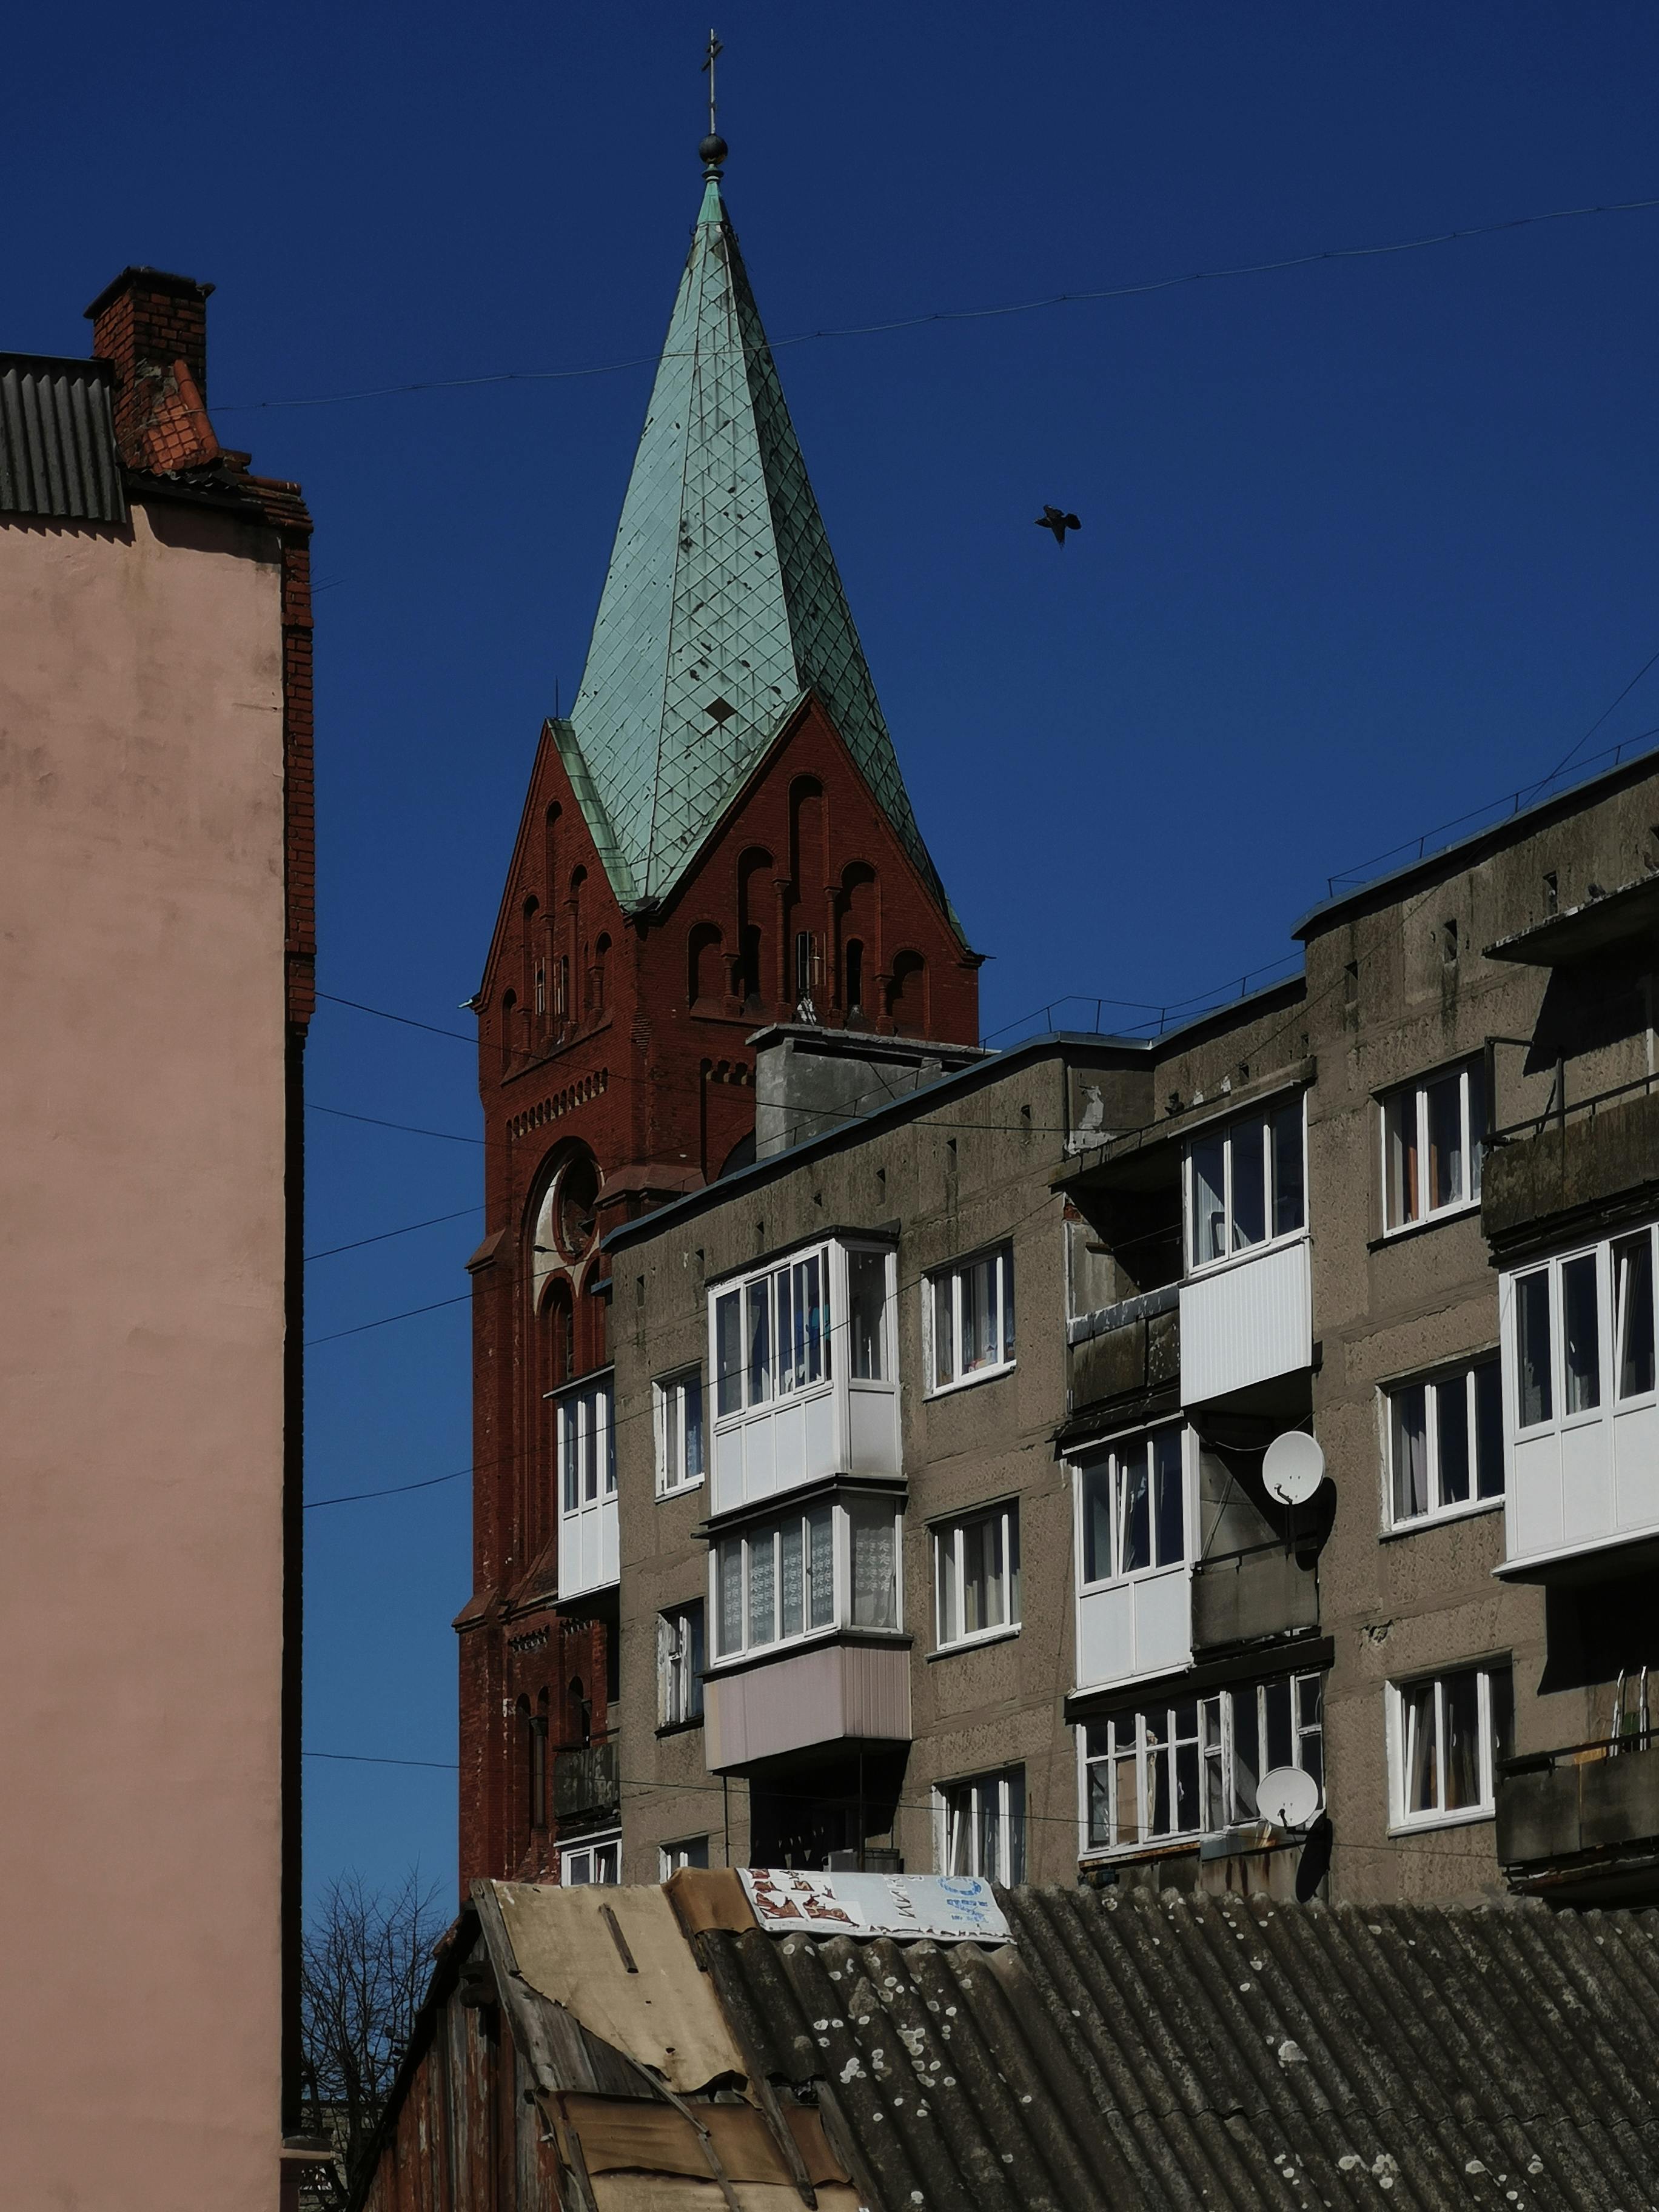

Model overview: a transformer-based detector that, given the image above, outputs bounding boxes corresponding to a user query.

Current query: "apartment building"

[574,748,1659,1906]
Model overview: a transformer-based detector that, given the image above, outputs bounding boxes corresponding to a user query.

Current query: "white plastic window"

[1078,1428,1187,1587]
[1389,1663,1513,1829]
[659,1837,710,1877]
[712,1248,831,1415]
[1185,1097,1305,1272]
[939,1766,1026,1884]
[655,1367,705,1494]
[1083,1673,1323,1853]
[928,1244,1016,1393]
[1380,1061,1485,1232]
[1385,1358,1503,1527]
[560,1835,620,1886]
[558,1379,615,1516]
[1512,1226,1659,1436]
[934,1503,1021,1649]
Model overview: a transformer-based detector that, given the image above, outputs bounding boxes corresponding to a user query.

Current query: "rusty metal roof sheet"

[696,1883,1659,2210]
[0,354,125,524]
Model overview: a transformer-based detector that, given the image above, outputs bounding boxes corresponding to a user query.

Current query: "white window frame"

[706,1495,904,1667]
[1509,1225,1659,1441]
[560,1833,620,1885]
[657,1601,705,1728]
[1386,1662,1512,1832]
[659,1837,710,1879]
[1382,1355,1504,1530]
[936,1765,1026,1885]
[932,1499,1022,1651]
[711,1244,835,1419]
[1378,1057,1485,1235]
[556,1373,615,1518]
[925,1242,1016,1396]
[1183,1094,1307,1277]
[654,1365,706,1496]
[1079,1672,1324,1857]
[1075,1423,1192,1591]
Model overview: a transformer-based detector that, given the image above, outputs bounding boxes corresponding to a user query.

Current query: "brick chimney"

[84,267,221,474]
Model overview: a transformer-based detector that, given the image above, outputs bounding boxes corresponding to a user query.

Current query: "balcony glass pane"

[1002,1250,1017,1361]
[1152,1430,1185,1566]
[1086,1758,1112,1849]
[1233,1689,1261,1818]
[1264,1677,1293,1773]
[717,1537,743,1657]
[1119,1450,1151,1574]
[746,1279,772,1406]
[1191,1133,1227,1264]
[1402,1680,1438,1814]
[1517,1272,1553,1427]
[1473,1361,1503,1498]
[561,1405,578,1513]
[1081,1463,1112,1583]
[1562,1255,1601,1415]
[715,1292,743,1417]
[976,1785,998,1879]
[747,1530,777,1647]
[962,1515,990,1633]
[1443,1670,1481,1809]
[1435,1375,1470,1504]
[848,1248,886,1379]
[808,1504,834,1628]
[780,1518,804,1640]
[1390,1386,1429,1520]
[850,1500,898,1629]
[1174,1704,1199,1834]
[1615,1233,1657,1399]
[962,1256,998,1372]
[1384,1090,1418,1228]
[1271,1101,1305,1236]
[1230,1119,1267,1250]
[1425,1071,1463,1210]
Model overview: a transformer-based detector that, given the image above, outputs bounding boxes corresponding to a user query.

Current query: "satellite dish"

[1262,1430,1325,1506]
[1256,1765,1322,1829]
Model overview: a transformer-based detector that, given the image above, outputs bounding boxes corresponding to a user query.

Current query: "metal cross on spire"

[702,29,723,138]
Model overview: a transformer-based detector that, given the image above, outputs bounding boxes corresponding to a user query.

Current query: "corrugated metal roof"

[563,172,948,915]
[697,1883,1659,2210]
[0,354,126,524]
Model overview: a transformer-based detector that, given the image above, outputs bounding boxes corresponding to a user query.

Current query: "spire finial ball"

[700,132,728,170]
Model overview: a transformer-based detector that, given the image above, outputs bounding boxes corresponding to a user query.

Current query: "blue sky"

[9,2,1659,1906]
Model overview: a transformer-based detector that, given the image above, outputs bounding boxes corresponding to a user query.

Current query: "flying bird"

[1036,505,1082,544]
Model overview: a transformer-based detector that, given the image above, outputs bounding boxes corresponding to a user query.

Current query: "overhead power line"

[307,1102,484,1145]
[317,990,477,1046]
[217,193,1659,416]
[306,1204,482,1262]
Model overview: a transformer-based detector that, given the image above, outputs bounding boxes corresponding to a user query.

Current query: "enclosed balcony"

[708,1238,898,1515]
[1498,1222,1659,1578]
[554,1373,618,1598]
[1180,1239,1313,1409]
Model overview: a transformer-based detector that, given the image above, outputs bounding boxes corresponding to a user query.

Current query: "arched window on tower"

[886,951,927,1037]
[567,1675,592,1749]
[736,848,773,1010]
[591,933,611,1016]
[688,922,724,1009]
[845,939,865,1016]
[530,1692,549,1831]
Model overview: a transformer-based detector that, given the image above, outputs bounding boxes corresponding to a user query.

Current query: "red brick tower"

[456,137,979,1887]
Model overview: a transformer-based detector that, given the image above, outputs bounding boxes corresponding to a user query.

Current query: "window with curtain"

[928,1244,1016,1392]
[1380,1060,1486,1232]
[1389,1662,1512,1828]
[933,1501,1021,1648]
[1385,1358,1503,1527]
[1184,1096,1305,1272]
[1083,1673,1323,1852]
[1078,1427,1187,1586]
[939,1766,1025,1884]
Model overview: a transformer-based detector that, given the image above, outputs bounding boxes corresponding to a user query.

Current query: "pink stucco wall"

[0,495,289,2209]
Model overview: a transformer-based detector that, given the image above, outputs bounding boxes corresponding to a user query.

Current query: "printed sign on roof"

[739,1868,1011,1943]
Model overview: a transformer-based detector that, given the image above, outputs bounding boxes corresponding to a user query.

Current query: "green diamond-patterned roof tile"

[563,175,949,914]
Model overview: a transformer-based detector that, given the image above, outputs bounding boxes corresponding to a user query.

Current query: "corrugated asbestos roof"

[562,172,947,913]
[697,1885,1659,2211]
[0,353,126,524]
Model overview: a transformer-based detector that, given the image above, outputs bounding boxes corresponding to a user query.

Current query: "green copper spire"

[557,147,948,913]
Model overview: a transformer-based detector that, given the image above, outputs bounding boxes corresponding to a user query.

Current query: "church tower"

[457,130,979,1886]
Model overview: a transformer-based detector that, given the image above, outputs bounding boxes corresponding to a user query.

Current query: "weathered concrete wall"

[0,497,288,2209]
